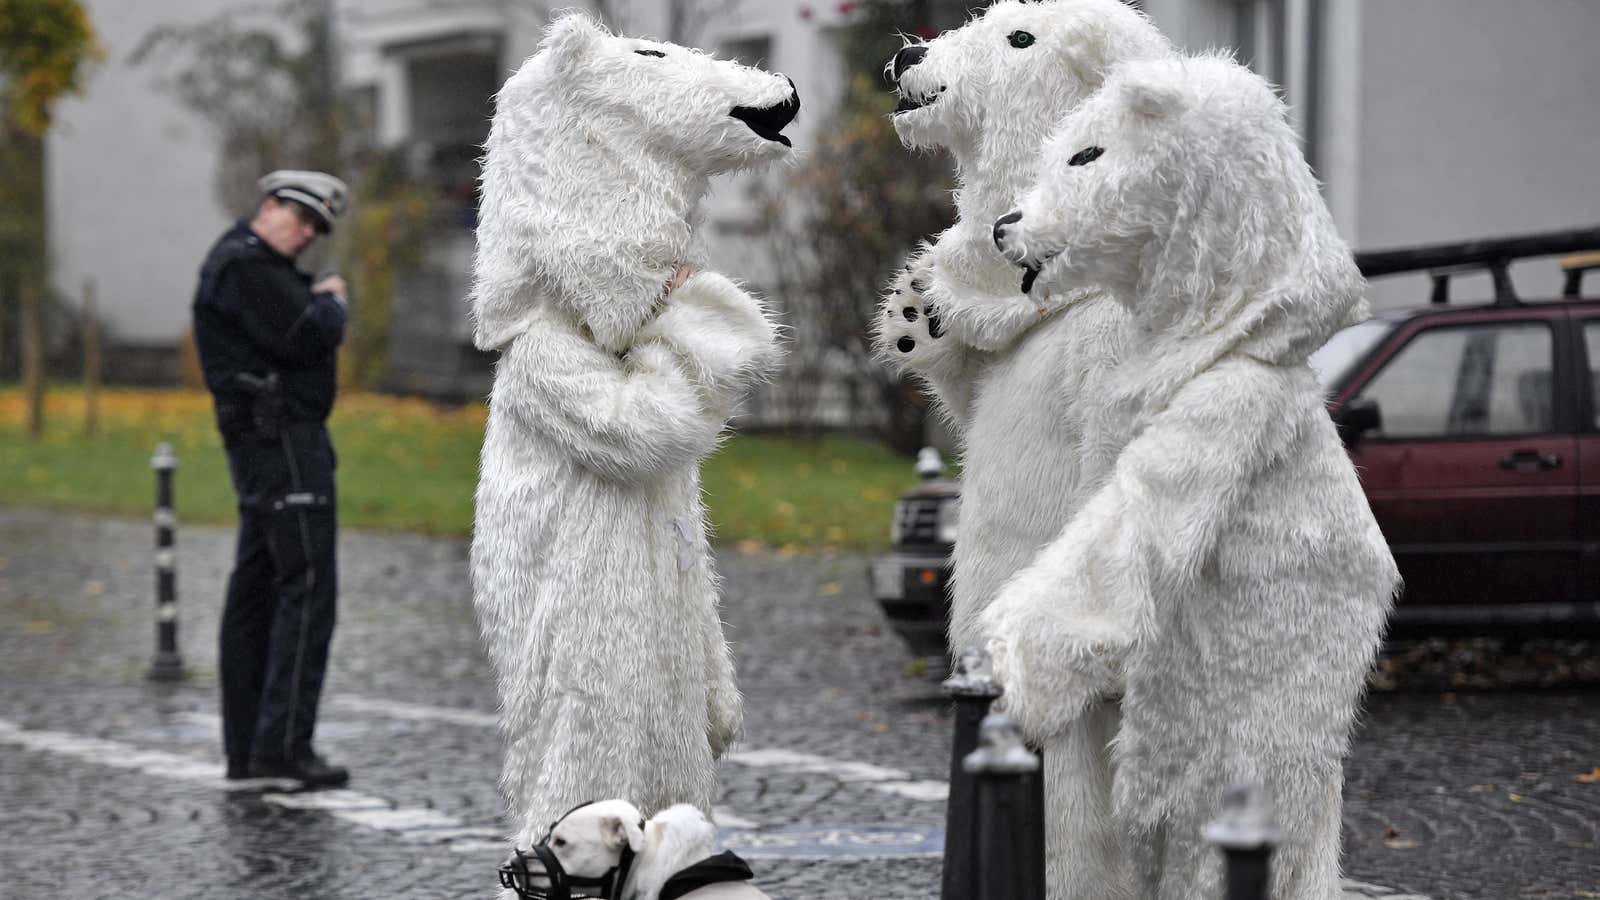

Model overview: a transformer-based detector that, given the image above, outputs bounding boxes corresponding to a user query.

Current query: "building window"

[720,35,773,67]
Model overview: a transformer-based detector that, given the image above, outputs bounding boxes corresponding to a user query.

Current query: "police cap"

[257,170,350,234]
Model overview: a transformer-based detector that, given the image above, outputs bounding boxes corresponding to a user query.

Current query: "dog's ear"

[600,814,646,853]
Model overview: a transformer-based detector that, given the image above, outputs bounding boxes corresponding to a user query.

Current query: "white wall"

[45,0,244,345]
[1355,0,1600,309]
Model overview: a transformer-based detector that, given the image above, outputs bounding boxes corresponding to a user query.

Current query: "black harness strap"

[658,851,756,900]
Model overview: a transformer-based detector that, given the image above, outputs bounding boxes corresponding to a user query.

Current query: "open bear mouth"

[731,84,800,147]
[894,87,944,115]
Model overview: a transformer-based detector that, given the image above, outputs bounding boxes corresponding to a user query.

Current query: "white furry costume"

[871,4,1170,898]
[470,14,796,849]
[989,55,1400,900]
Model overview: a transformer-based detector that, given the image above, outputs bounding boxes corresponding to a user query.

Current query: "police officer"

[193,170,352,787]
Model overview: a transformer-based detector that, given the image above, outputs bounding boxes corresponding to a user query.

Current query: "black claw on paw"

[926,309,944,339]
[910,277,930,294]
[1020,265,1039,295]
[897,336,916,353]
[993,210,1023,250]
[902,306,918,322]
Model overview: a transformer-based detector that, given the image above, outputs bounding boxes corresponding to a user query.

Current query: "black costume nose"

[891,45,927,83]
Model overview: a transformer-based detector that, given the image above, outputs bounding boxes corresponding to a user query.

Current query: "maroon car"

[1320,227,1600,633]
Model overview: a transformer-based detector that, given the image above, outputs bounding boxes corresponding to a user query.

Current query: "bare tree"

[752,0,954,451]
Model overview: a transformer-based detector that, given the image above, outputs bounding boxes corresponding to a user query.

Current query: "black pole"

[147,442,185,682]
[941,647,1002,900]
[964,712,1045,900]
[1204,782,1281,900]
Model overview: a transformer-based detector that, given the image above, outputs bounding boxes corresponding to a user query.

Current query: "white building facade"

[41,0,1600,386]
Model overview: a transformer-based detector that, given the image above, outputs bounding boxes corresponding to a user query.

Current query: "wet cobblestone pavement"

[2,507,1598,898]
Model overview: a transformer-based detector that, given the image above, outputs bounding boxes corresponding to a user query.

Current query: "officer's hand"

[313,275,348,305]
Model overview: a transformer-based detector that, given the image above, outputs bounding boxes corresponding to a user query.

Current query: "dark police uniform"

[193,217,347,781]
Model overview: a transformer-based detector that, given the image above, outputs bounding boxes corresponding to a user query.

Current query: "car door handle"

[1498,449,1562,472]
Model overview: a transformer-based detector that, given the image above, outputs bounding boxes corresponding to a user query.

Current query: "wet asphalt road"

[1,507,1597,899]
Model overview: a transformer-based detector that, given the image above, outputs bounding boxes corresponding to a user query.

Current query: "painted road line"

[713,808,762,830]
[872,780,951,802]
[725,747,949,802]
[330,697,955,803]
[724,824,944,859]
[0,717,487,847]
[330,695,499,729]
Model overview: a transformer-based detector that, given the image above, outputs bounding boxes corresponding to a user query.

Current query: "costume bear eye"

[634,49,665,58]
[1008,30,1036,49]
[1068,146,1105,166]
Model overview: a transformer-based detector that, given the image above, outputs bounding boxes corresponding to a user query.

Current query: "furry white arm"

[982,359,1298,742]
[922,268,1063,355]
[638,271,782,414]
[495,319,742,486]
[703,605,744,759]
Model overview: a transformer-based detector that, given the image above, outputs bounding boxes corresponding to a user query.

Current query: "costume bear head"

[890,0,1170,224]
[994,54,1367,398]
[472,14,799,353]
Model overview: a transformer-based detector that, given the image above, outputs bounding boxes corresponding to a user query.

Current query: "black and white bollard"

[940,646,1004,900]
[963,712,1046,900]
[146,442,186,682]
[1203,782,1281,900]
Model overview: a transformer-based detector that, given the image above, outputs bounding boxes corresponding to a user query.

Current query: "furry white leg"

[1043,701,1134,900]
[1266,774,1345,900]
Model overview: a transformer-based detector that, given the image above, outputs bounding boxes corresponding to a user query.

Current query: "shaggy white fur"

[871,4,1170,898]
[989,55,1400,900]
[471,13,795,853]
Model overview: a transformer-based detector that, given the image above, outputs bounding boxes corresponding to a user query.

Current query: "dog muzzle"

[498,806,637,900]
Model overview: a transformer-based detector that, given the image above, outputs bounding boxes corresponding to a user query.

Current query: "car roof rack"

[1353,224,1600,307]
[1561,251,1600,298]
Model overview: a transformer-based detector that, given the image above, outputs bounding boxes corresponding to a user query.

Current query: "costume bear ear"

[541,12,607,70]
[1120,74,1185,120]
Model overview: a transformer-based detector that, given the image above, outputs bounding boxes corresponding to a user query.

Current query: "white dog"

[499,800,771,900]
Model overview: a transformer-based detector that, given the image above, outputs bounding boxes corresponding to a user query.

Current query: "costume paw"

[708,702,742,759]
[981,597,1110,743]
[875,266,962,382]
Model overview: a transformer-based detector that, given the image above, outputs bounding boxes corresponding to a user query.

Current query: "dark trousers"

[220,423,338,767]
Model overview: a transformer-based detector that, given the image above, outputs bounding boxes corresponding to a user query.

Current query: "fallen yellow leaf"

[819,581,842,596]
[1508,792,1525,803]
[1576,768,1600,784]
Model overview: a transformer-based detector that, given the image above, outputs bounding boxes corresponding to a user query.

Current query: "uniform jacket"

[192,221,346,444]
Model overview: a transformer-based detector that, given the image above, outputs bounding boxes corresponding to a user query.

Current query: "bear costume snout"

[731,76,800,146]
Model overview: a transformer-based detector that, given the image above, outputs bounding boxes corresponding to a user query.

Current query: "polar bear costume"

[988,55,1400,900]
[470,13,798,851]
[872,3,1170,898]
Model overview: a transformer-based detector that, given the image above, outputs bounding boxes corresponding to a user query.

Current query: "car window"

[1355,322,1553,438]
[1310,320,1393,389]
[1583,321,1600,428]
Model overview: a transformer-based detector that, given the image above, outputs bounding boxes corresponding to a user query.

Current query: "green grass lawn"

[0,386,920,551]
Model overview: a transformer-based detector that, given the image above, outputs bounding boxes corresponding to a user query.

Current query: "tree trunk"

[881,378,927,457]
[83,278,100,437]
[21,279,45,440]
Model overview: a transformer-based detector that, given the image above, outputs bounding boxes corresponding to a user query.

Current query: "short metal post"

[964,712,1045,900]
[941,646,1003,900]
[1203,782,1281,900]
[147,443,186,682]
